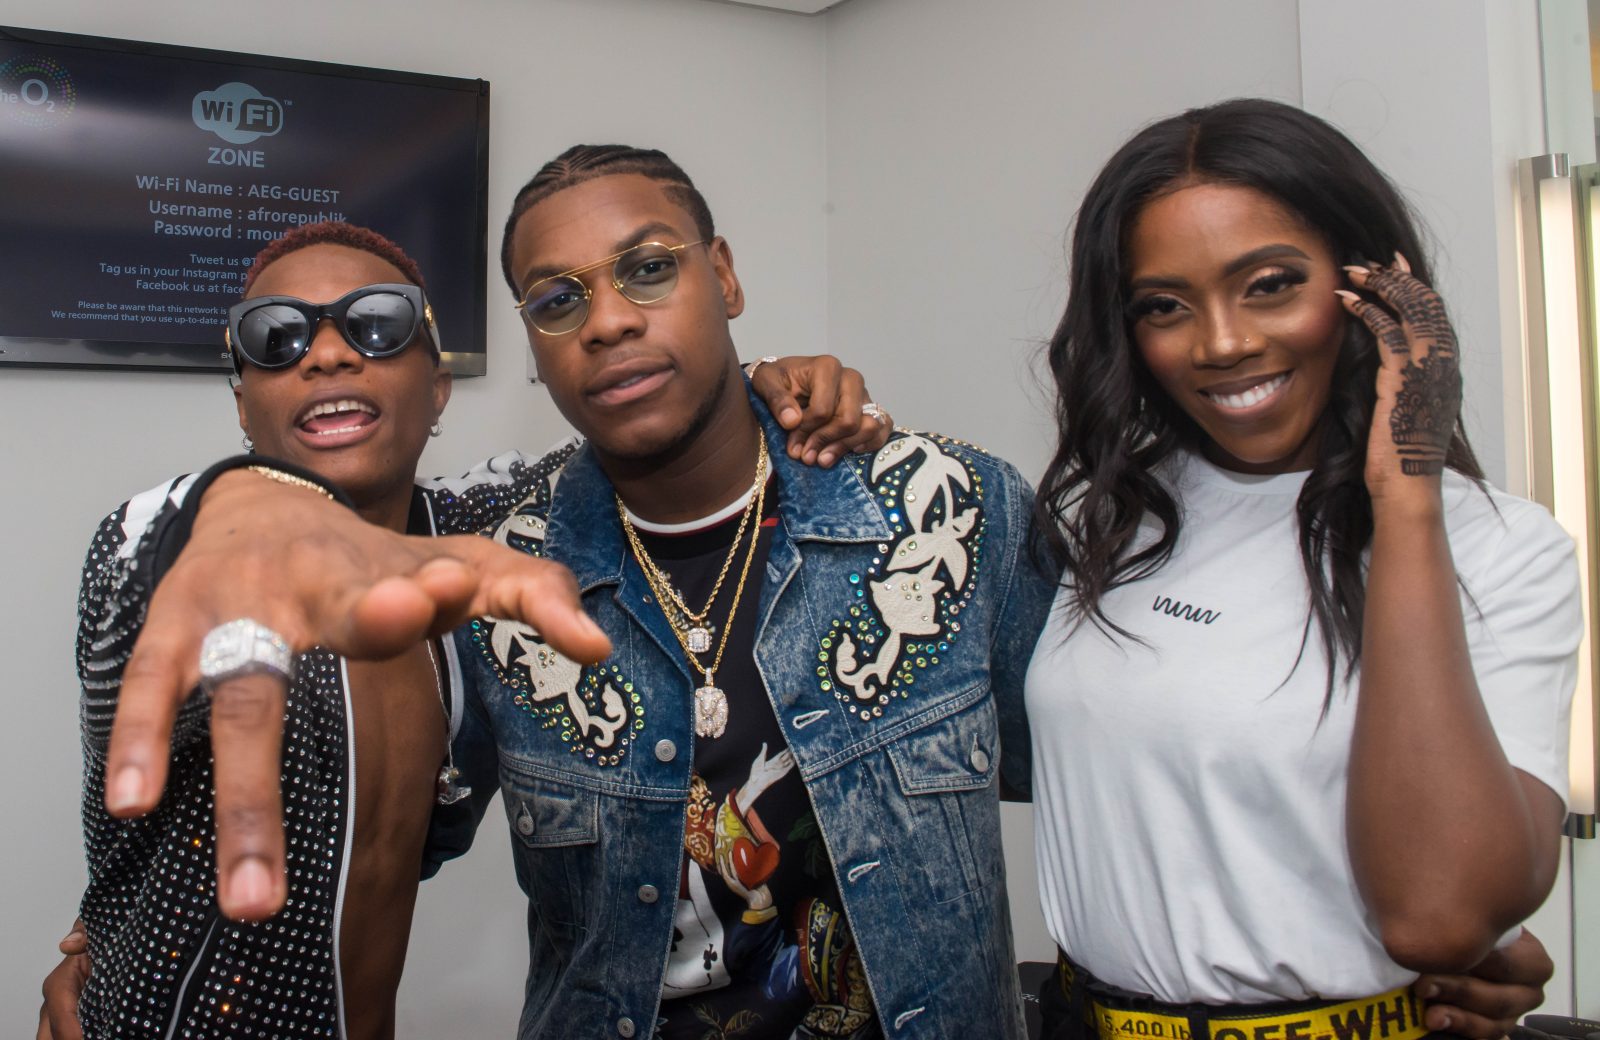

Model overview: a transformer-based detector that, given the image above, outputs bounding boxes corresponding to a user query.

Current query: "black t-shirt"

[638,488,881,1040]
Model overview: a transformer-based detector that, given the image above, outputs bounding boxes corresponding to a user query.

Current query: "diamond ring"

[860,402,890,427]
[199,618,294,693]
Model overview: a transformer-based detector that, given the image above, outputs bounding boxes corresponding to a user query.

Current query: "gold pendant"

[694,683,729,739]
[686,625,713,654]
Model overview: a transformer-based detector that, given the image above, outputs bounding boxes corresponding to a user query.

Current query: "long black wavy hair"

[1034,98,1483,702]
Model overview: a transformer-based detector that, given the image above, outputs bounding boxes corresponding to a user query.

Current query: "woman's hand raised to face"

[1337,254,1463,507]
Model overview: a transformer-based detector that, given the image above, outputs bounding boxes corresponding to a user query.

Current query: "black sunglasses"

[226,283,439,373]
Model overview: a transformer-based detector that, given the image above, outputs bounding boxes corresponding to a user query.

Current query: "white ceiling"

[705,0,854,14]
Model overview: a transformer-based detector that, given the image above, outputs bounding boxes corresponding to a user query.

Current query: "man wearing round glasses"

[516,239,703,337]
[409,144,1057,1039]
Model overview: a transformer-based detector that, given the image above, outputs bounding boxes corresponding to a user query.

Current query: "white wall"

[2,0,828,1032]
[823,0,1304,480]
[7,0,1577,1030]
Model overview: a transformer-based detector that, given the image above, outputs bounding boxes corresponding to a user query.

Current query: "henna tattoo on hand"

[1348,267,1463,477]
[1367,266,1455,350]
[1405,291,1453,345]
[1390,349,1460,475]
[1374,313,1410,356]
[1376,272,1459,475]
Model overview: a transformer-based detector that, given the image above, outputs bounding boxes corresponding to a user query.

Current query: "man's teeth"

[304,399,375,421]
[300,399,376,434]
[1205,374,1288,410]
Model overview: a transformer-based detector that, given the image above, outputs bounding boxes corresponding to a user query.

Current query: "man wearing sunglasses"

[57,222,584,1040]
[229,281,436,371]
[70,151,1559,1039]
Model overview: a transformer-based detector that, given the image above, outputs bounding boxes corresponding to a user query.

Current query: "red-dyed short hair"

[242,220,426,294]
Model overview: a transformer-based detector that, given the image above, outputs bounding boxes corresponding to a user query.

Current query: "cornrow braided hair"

[243,220,426,293]
[499,144,716,296]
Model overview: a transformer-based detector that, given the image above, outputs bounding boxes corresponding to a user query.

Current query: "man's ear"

[233,380,250,442]
[432,368,453,421]
[708,236,745,320]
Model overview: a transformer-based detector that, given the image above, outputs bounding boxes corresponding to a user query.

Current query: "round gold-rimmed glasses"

[514,240,705,336]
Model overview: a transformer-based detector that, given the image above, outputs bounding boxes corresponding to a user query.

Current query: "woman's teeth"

[1205,374,1288,411]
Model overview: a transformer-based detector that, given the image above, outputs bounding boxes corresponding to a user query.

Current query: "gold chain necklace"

[618,440,769,739]
[660,451,764,641]
[619,437,767,655]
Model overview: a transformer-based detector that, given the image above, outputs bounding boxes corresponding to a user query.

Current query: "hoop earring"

[242,433,254,452]
[429,421,443,438]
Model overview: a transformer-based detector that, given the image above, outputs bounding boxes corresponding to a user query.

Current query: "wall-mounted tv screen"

[0,26,489,374]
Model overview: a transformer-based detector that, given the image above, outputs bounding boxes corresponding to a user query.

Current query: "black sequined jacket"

[74,450,568,1038]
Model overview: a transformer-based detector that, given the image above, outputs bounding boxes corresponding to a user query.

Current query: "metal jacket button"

[515,804,535,836]
[617,1017,636,1037]
[637,884,659,904]
[655,739,677,762]
[970,748,991,773]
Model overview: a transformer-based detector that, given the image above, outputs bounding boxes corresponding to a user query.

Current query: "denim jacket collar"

[542,386,893,593]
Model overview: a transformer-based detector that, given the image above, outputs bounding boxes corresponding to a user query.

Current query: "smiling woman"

[1126,183,1348,475]
[1024,98,1582,1040]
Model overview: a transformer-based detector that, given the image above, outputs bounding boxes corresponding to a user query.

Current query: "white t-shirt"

[1025,452,1579,1004]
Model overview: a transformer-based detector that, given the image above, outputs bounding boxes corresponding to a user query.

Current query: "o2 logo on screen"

[0,54,77,129]
[192,82,284,166]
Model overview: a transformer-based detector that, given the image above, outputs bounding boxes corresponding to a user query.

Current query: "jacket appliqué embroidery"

[470,471,645,766]
[821,433,986,720]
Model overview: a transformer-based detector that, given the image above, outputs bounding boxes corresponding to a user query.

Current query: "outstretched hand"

[104,470,610,920]
[749,354,892,466]
[1337,254,1462,503]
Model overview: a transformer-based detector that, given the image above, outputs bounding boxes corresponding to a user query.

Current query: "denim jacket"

[426,396,1055,1039]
